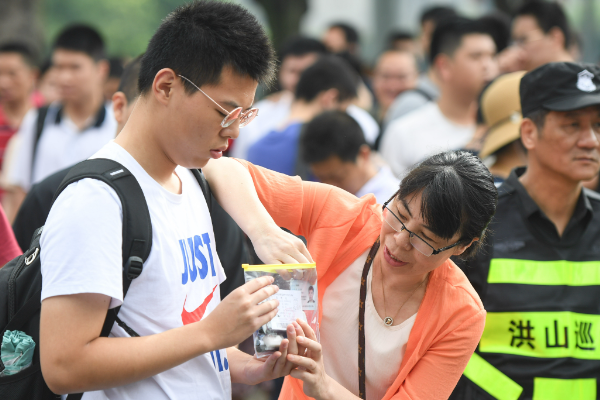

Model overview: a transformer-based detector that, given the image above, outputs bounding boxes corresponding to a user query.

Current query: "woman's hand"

[239,324,303,385]
[250,225,314,265]
[286,319,335,400]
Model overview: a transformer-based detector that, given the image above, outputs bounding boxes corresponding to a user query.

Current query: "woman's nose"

[394,227,412,251]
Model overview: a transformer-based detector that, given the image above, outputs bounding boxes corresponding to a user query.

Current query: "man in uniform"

[451,62,600,400]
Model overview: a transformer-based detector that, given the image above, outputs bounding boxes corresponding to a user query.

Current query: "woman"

[204,150,497,400]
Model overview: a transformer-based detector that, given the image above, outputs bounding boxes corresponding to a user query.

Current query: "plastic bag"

[0,330,35,377]
[243,263,319,359]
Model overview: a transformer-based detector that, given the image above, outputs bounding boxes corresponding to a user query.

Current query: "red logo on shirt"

[181,284,218,325]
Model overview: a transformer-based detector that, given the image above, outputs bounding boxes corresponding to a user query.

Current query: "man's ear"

[520,118,538,151]
[452,237,479,256]
[152,68,178,106]
[111,91,128,125]
[318,88,340,109]
[357,144,371,164]
[548,26,566,49]
[434,54,452,82]
[97,59,109,81]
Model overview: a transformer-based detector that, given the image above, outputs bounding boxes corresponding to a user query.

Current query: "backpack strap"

[31,106,50,183]
[191,168,212,217]
[53,159,152,332]
[57,159,152,400]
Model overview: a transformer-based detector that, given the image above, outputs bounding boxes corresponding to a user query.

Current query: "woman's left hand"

[286,319,334,400]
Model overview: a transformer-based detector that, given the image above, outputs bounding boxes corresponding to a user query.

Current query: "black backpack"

[0,158,212,400]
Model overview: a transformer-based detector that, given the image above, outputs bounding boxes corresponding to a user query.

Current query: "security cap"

[480,71,526,159]
[520,62,600,117]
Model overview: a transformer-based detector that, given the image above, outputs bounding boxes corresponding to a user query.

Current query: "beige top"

[321,250,416,400]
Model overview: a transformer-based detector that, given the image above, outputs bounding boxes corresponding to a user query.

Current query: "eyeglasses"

[382,200,462,257]
[178,75,259,128]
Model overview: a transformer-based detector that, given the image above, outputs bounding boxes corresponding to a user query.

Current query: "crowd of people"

[0,0,599,400]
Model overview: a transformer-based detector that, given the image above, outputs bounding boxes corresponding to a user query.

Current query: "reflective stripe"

[487,259,600,286]
[480,312,600,359]
[533,378,596,400]
[463,353,523,400]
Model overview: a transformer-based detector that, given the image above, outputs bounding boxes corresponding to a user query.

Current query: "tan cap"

[480,71,527,159]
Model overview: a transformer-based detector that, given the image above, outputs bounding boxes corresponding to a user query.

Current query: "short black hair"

[478,12,512,52]
[429,17,493,65]
[398,151,497,258]
[515,0,570,50]
[420,6,457,26]
[525,107,549,131]
[0,42,38,67]
[53,24,106,61]
[308,286,314,292]
[294,55,357,103]
[279,36,327,61]
[388,31,414,42]
[301,111,365,165]
[138,1,276,96]
[117,55,143,103]
[108,57,125,79]
[329,22,359,44]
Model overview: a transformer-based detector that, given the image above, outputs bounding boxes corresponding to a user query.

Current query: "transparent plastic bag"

[243,263,319,359]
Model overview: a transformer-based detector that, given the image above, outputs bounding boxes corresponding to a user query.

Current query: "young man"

[0,43,39,211]
[322,22,360,57]
[452,62,600,400]
[380,17,497,178]
[247,55,357,177]
[300,110,398,204]
[10,55,143,252]
[512,0,573,71]
[39,2,309,398]
[230,36,326,160]
[3,25,116,218]
[371,50,419,123]
[381,6,457,129]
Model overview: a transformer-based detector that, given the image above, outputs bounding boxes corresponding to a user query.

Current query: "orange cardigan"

[235,160,486,400]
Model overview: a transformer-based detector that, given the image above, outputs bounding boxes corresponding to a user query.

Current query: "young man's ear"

[112,91,128,125]
[520,118,539,152]
[357,144,371,164]
[318,88,340,110]
[548,26,567,50]
[152,68,178,106]
[97,59,110,81]
[434,54,452,82]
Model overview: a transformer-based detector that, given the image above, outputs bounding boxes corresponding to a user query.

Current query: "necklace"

[379,261,427,327]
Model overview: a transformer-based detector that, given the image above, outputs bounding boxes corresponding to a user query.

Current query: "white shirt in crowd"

[355,166,399,204]
[6,102,117,191]
[231,92,379,160]
[380,102,475,178]
[41,141,230,400]
[321,250,416,400]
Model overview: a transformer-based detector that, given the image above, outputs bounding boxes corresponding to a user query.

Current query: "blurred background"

[1,0,599,79]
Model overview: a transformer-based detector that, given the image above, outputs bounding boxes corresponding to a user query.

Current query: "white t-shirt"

[6,103,117,190]
[380,102,475,178]
[321,251,416,400]
[355,166,400,205]
[41,142,230,400]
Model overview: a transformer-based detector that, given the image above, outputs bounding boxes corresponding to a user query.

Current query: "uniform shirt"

[454,167,600,400]
[41,142,231,399]
[6,102,116,190]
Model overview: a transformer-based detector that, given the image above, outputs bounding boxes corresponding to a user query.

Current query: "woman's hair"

[397,151,497,258]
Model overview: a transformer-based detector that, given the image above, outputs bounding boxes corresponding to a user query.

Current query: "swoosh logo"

[181,284,218,325]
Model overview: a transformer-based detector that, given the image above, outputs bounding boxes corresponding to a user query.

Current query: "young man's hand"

[201,276,280,350]
[250,225,313,265]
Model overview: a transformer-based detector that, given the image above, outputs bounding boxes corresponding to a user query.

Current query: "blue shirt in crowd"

[246,122,303,176]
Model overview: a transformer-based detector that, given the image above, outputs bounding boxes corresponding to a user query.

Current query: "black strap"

[55,159,152,400]
[31,106,50,182]
[191,168,212,214]
[358,237,381,400]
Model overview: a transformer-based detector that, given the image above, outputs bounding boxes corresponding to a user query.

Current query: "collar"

[504,166,593,223]
[54,102,107,129]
